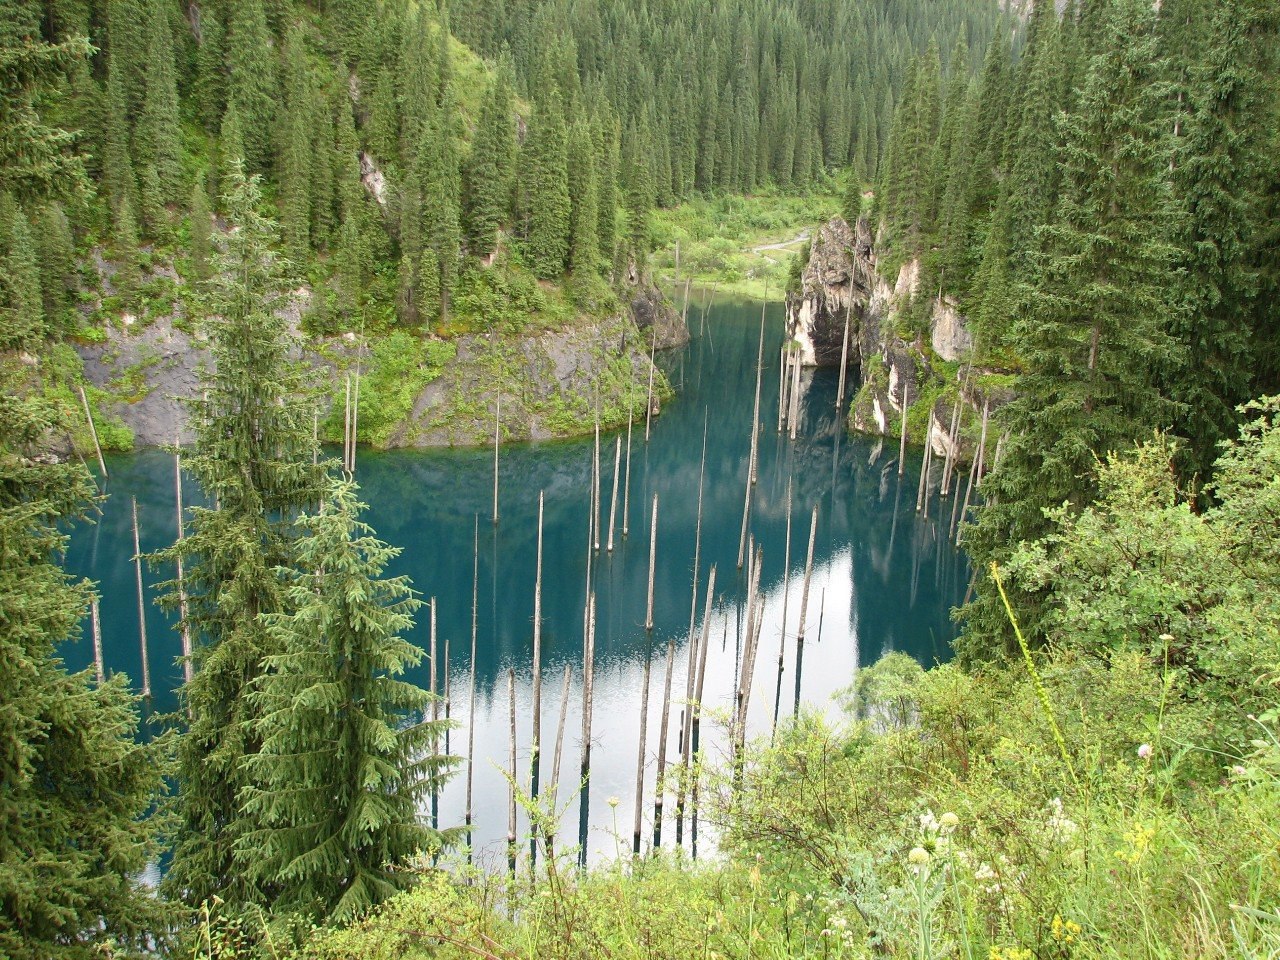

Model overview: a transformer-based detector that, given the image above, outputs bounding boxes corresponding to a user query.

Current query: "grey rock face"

[784,216,878,367]
[930,296,974,362]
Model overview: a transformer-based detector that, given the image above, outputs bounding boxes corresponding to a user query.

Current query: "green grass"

[651,188,842,301]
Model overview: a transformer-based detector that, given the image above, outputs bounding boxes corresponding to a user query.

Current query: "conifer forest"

[2,0,1279,957]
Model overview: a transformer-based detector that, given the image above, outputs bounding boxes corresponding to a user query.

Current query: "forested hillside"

[868,0,1280,654]
[5,0,1280,958]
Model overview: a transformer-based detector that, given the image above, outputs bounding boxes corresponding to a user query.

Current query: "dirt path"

[751,230,811,264]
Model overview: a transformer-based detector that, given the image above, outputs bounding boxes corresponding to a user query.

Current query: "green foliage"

[155,166,327,910]
[323,333,455,447]
[517,93,571,281]
[241,480,457,922]
[0,279,169,958]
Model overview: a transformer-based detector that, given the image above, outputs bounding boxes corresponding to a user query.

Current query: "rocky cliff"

[77,286,676,450]
[783,217,877,366]
[785,215,1009,460]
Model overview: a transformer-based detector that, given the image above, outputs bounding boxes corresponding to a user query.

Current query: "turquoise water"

[63,296,968,866]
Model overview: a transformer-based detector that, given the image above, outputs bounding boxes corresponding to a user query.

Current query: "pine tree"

[227,0,278,172]
[137,0,183,210]
[463,68,516,258]
[240,480,456,922]
[157,164,326,909]
[962,0,1184,657]
[567,121,600,275]
[518,93,571,280]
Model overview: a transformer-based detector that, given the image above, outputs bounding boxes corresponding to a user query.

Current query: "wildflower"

[1232,765,1247,777]
[1158,633,1174,642]
[919,810,939,833]
[940,812,959,830]
[1051,914,1082,945]
[1046,798,1078,842]
[1137,743,1153,760]
[908,846,931,866]
[1114,824,1156,865]
[607,796,620,808]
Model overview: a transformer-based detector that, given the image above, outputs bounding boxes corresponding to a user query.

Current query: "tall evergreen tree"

[1,9,169,954]
[518,93,571,280]
[418,111,462,322]
[462,68,516,258]
[189,172,213,282]
[137,0,183,211]
[1164,0,1280,482]
[567,121,600,275]
[157,164,326,909]
[280,25,315,263]
[240,480,456,922]
[962,0,1184,657]
[226,0,278,172]
[0,391,170,957]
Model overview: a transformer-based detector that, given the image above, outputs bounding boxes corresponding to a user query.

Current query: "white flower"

[940,812,959,831]
[908,846,931,866]
[1137,743,1153,760]
[919,811,939,833]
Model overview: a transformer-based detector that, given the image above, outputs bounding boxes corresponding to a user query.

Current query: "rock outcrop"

[78,299,664,450]
[930,296,973,362]
[396,311,664,446]
[626,260,689,350]
[786,215,1007,461]
[784,216,877,366]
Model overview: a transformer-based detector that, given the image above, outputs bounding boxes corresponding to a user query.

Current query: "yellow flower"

[1052,914,1082,945]
[1114,824,1156,865]
[989,947,1033,960]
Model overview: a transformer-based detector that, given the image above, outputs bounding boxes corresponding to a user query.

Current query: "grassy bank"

[651,189,842,301]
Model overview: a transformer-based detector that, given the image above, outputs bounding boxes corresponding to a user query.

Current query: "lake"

[64,294,968,868]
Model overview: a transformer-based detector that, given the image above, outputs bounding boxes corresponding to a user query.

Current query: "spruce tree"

[1164,0,1280,482]
[193,1,226,132]
[0,394,170,956]
[622,131,653,268]
[962,0,1184,657]
[418,111,462,322]
[226,0,278,172]
[157,164,326,909]
[280,25,315,264]
[189,172,213,282]
[0,198,43,348]
[595,116,620,272]
[137,0,183,210]
[518,93,571,281]
[102,55,135,217]
[240,480,456,922]
[1,10,169,954]
[463,68,516,259]
[567,121,600,275]
[35,202,75,336]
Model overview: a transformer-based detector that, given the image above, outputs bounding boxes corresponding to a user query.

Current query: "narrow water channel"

[64,295,968,867]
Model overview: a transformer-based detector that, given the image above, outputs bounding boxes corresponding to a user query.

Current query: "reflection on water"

[64,295,968,866]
